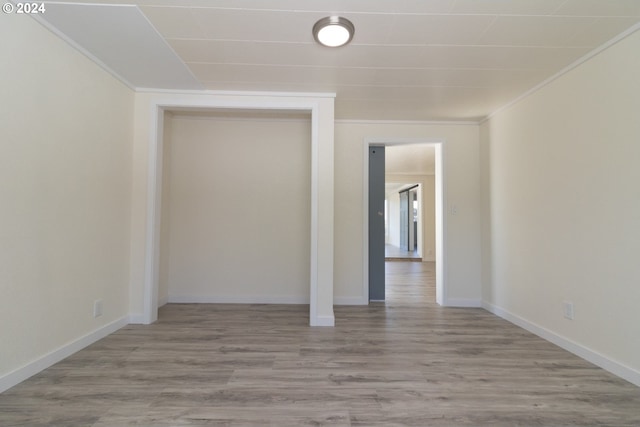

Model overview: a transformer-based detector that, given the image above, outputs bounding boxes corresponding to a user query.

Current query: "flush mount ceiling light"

[312,16,355,47]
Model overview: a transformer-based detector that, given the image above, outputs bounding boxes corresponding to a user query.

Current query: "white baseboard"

[445,298,482,307]
[170,295,368,306]
[483,301,640,388]
[334,296,368,305]
[158,296,169,308]
[170,296,335,327]
[168,295,309,304]
[311,314,335,327]
[128,313,146,324]
[0,316,129,393]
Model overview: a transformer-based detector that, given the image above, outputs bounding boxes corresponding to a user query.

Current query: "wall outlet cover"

[563,301,574,320]
[93,300,103,318]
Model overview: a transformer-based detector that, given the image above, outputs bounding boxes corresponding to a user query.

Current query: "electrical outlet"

[563,301,574,320]
[93,300,103,318]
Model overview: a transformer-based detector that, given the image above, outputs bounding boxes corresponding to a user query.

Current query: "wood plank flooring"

[1,262,640,426]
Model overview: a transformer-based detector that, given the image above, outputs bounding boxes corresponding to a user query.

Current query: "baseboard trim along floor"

[2,263,639,425]
[482,301,640,388]
[0,315,129,393]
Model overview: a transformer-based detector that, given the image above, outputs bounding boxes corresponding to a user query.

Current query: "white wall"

[0,14,133,385]
[130,92,336,325]
[334,122,481,305]
[386,191,400,247]
[161,113,311,302]
[422,176,436,261]
[481,30,640,383]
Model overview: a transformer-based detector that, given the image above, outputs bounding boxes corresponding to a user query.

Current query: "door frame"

[362,137,447,305]
[139,93,335,326]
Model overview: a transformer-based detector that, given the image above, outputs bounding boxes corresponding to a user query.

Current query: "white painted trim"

[362,138,446,305]
[136,88,337,98]
[334,296,368,305]
[143,107,163,324]
[445,298,482,307]
[365,137,446,146]
[483,22,640,123]
[0,316,128,393]
[143,95,331,327]
[434,143,446,306]
[168,114,311,123]
[483,301,640,388]
[158,296,169,308]
[168,295,310,304]
[128,313,146,324]
[337,119,479,126]
[311,315,335,327]
[309,104,320,326]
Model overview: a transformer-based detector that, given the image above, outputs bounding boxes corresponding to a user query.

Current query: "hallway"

[384,244,421,261]
[385,260,434,304]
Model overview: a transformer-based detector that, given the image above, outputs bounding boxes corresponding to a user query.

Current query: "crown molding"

[482,22,640,124]
[135,88,337,98]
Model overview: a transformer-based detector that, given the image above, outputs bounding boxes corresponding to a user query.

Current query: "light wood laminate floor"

[1,262,639,426]
[384,244,421,261]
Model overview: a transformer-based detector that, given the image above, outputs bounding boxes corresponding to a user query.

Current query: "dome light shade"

[313,16,355,47]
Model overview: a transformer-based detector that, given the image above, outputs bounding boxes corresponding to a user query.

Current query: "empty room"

[1,1,639,425]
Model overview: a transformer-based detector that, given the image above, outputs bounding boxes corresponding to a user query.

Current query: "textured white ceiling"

[38,0,640,121]
[36,3,203,90]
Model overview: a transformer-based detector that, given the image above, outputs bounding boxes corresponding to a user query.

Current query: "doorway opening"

[141,95,336,327]
[385,183,422,261]
[364,138,445,306]
[158,110,311,308]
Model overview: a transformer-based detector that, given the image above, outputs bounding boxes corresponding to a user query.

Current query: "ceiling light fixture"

[312,16,355,47]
